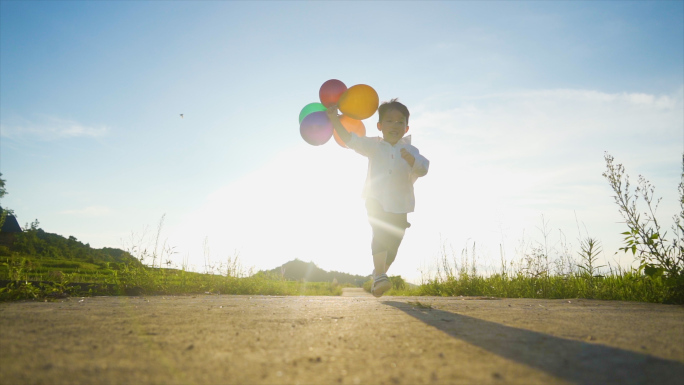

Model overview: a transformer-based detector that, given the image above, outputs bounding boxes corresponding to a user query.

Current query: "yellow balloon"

[338,84,379,120]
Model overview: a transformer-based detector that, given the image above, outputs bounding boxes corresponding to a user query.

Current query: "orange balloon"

[338,84,379,120]
[334,115,366,148]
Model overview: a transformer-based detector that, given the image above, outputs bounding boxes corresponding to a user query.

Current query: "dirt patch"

[1,289,682,384]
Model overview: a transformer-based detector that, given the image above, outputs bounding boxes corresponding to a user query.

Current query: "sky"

[1,1,682,283]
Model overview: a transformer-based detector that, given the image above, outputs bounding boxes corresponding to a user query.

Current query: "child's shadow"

[383,301,684,385]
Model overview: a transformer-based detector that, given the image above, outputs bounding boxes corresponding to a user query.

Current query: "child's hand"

[326,105,339,118]
[400,148,415,167]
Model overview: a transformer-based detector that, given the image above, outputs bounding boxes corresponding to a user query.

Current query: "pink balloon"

[319,79,347,107]
[300,111,333,146]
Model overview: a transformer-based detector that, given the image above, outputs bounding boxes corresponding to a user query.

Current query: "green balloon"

[299,102,327,124]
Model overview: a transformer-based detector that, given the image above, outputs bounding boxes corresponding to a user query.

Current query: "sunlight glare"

[168,142,372,276]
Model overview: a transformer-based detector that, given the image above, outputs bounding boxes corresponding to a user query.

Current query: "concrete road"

[1,288,683,385]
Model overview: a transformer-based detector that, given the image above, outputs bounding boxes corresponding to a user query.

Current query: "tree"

[1,173,20,233]
[1,172,10,231]
[0,172,6,200]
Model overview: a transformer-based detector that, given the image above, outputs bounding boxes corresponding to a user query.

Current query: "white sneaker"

[372,274,391,298]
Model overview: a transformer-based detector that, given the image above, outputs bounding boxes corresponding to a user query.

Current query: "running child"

[327,98,429,297]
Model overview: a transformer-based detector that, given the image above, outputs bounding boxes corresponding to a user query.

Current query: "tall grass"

[0,253,343,301]
[411,154,684,304]
[602,153,684,303]
[6,150,682,304]
[0,225,344,301]
[416,236,672,303]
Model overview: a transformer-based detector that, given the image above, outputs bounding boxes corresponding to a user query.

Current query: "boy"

[327,99,429,297]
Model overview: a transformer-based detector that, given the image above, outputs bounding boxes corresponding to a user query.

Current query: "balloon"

[334,115,366,148]
[299,102,327,124]
[338,84,379,120]
[300,111,333,146]
[319,79,347,107]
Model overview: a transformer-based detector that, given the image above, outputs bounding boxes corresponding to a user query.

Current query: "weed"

[577,237,604,277]
[603,153,684,303]
[418,214,675,303]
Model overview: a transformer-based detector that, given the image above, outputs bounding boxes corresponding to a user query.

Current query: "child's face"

[377,109,409,145]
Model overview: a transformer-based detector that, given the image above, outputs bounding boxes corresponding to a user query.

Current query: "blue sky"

[1,1,682,282]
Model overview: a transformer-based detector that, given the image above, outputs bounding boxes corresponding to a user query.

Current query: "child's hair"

[378,98,410,124]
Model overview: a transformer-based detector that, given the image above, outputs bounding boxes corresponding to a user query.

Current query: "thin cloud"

[0,116,109,140]
[414,88,683,162]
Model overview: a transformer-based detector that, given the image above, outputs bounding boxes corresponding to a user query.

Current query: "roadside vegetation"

[406,153,684,304]
[0,218,343,301]
[1,154,682,303]
[0,246,344,301]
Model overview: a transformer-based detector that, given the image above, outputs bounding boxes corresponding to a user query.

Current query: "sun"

[168,143,371,275]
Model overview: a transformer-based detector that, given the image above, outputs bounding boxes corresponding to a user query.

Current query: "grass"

[357,221,680,304]
[2,233,678,304]
[0,216,348,301]
[1,244,677,303]
[406,154,683,304]
[417,269,670,303]
[1,211,680,304]
[2,153,682,303]
[0,254,343,301]
[411,236,677,304]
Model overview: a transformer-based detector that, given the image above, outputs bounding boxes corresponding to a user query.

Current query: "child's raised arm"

[327,106,351,144]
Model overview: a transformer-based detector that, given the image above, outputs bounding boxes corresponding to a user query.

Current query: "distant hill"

[2,227,141,266]
[257,259,370,287]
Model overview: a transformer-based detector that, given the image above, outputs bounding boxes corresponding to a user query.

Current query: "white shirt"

[346,133,429,214]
